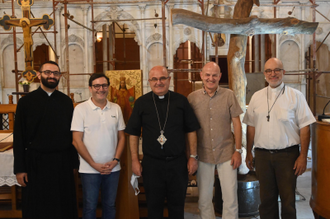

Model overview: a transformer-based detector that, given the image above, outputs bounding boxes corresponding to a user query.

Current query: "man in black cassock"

[13,61,79,219]
[125,66,200,219]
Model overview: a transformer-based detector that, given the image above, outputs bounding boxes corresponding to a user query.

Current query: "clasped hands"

[92,160,118,175]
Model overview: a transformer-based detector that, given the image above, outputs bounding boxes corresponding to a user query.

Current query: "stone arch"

[31,33,53,52]
[145,41,170,77]
[60,34,85,67]
[0,36,24,90]
[172,26,202,54]
[146,33,169,49]
[1,44,25,88]
[94,6,141,46]
[0,35,23,55]
[279,38,300,83]
[59,34,86,90]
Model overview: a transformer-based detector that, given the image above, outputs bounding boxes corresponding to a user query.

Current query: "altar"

[0,133,22,218]
[0,150,19,187]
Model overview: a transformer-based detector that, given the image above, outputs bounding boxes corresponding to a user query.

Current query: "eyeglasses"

[92,84,109,90]
[148,77,169,82]
[41,70,61,77]
[264,68,283,75]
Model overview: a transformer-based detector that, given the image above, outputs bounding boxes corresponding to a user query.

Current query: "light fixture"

[96,32,103,42]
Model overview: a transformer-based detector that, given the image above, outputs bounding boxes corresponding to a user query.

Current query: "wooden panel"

[311,121,330,218]
[0,104,17,131]
[115,135,139,219]
[115,38,140,70]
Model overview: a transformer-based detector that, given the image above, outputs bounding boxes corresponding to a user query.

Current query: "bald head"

[149,66,169,78]
[148,65,171,96]
[202,62,221,74]
[264,58,284,70]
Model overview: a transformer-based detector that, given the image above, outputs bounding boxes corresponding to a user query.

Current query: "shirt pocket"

[276,105,295,122]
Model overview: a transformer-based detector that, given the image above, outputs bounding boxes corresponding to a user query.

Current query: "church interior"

[0,0,330,218]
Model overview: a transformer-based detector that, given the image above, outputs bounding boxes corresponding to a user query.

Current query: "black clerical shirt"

[125,91,200,159]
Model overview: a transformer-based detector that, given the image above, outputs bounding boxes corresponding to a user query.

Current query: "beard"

[41,75,59,89]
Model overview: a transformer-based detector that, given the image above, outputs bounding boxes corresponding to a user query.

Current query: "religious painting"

[105,70,142,123]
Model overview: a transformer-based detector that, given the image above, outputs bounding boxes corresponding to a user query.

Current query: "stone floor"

[184,159,314,219]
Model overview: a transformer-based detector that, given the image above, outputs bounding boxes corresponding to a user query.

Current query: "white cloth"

[0,133,19,186]
[71,98,126,173]
[243,83,316,149]
[130,173,140,195]
[197,160,238,219]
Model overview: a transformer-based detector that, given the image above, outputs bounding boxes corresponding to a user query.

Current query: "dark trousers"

[255,146,299,219]
[142,155,188,219]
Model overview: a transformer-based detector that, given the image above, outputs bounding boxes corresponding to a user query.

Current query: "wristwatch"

[113,158,120,162]
[190,154,199,160]
[235,149,243,154]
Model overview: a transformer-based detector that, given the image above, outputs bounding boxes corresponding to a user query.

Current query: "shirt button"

[213,149,215,151]
[210,118,212,120]
[210,108,212,110]
[211,128,213,131]
[212,139,214,141]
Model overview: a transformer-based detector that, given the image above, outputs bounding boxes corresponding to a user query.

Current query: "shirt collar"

[87,97,110,110]
[153,91,170,101]
[269,82,284,93]
[38,86,55,96]
[202,86,220,97]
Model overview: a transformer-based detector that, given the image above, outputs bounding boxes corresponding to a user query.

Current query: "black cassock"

[13,87,79,219]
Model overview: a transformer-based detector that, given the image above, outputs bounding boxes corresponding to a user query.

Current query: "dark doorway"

[210,56,228,85]
[173,41,202,97]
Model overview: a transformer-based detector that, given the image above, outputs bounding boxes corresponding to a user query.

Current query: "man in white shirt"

[71,73,126,219]
[243,58,316,219]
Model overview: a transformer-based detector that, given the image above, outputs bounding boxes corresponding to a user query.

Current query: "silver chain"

[152,92,170,134]
[267,85,285,122]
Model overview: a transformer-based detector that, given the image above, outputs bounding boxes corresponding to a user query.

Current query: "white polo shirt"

[243,83,316,150]
[71,98,126,173]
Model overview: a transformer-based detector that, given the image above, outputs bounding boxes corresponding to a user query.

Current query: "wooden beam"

[171,9,318,36]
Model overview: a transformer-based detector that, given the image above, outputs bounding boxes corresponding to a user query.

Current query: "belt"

[145,153,184,161]
[255,144,299,153]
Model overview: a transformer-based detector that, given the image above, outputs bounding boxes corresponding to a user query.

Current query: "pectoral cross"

[267,115,270,122]
[0,0,54,81]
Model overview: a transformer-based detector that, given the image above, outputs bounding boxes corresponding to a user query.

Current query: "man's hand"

[91,163,110,175]
[132,159,142,176]
[187,157,198,175]
[16,172,28,187]
[103,160,119,175]
[293,155,307,176]
[230,151,242,170]
[245,151,254,170]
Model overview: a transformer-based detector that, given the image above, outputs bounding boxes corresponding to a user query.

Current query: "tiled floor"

[184,160,314,219]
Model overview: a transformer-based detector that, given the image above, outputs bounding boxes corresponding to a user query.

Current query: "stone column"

[138,4,147,92]
[81,5,89,77]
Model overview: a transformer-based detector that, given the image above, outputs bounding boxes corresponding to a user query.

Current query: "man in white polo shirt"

[71,73,125,219]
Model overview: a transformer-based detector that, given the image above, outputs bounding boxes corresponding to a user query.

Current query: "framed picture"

[105,70,143,123]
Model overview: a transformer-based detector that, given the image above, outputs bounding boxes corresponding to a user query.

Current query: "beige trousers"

[197,160,238,219]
